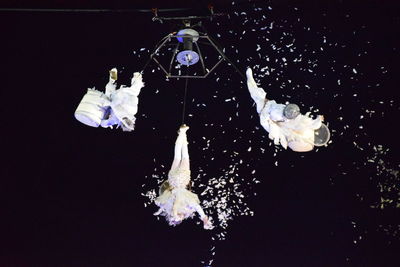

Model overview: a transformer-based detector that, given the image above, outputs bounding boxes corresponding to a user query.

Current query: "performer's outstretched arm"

[153,208,163,216]
[246,68,268,114]
[194,204,213,229]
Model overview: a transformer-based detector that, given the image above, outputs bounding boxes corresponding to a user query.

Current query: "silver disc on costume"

[159,180,172,195]
[313,123,331,146]
[283,103,300,119]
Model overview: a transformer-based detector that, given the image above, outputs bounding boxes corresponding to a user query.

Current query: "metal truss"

[145,32,242,79]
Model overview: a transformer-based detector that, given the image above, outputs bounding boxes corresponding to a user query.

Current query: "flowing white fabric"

[101,70,144,131]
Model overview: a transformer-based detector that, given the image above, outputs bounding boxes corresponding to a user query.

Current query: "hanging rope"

[181,66,190,125]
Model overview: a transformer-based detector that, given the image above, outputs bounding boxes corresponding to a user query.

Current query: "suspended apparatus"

[142,9,245,80]
[139,9,245,125]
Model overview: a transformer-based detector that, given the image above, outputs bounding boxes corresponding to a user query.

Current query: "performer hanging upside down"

[154,125,213,230]
[100,68,144,131]
[246,68,330,152]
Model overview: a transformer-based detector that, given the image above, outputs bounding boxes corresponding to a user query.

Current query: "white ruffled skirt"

[155,188,201,226]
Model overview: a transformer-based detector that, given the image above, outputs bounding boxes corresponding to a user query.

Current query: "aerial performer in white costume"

[100,68,144,131]
[154,125,213,230]
[246,68,330,152]
[74,68,144,131]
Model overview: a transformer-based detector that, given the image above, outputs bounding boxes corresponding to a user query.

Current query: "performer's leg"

[180,130,190,171]
[170,129,185,170]
[105,68,117,98]
[130,72,144,96]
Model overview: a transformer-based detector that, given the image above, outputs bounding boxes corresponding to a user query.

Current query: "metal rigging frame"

[143,9,245,80]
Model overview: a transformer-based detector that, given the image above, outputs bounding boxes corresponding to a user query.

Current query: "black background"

[1,0,400,266]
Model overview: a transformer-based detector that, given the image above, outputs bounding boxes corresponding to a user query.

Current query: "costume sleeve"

[246,68,267,114]
[267,101,286,122]
[259,112,271,132]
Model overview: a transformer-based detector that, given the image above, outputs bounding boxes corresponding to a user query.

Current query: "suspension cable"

[181,66,190,125]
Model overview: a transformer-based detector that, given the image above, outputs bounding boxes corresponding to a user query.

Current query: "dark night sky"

[1,0,400,266]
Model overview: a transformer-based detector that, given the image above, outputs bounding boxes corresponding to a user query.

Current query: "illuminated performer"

[154,125,213,230]
[246,68,330,152]
[100,68,144,131]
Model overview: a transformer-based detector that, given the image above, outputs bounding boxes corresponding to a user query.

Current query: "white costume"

[101,68,144,131]
[154,125,213,230]
[246,68,327,152]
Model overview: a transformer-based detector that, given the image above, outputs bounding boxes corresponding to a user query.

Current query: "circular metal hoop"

[314,123,331,146]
